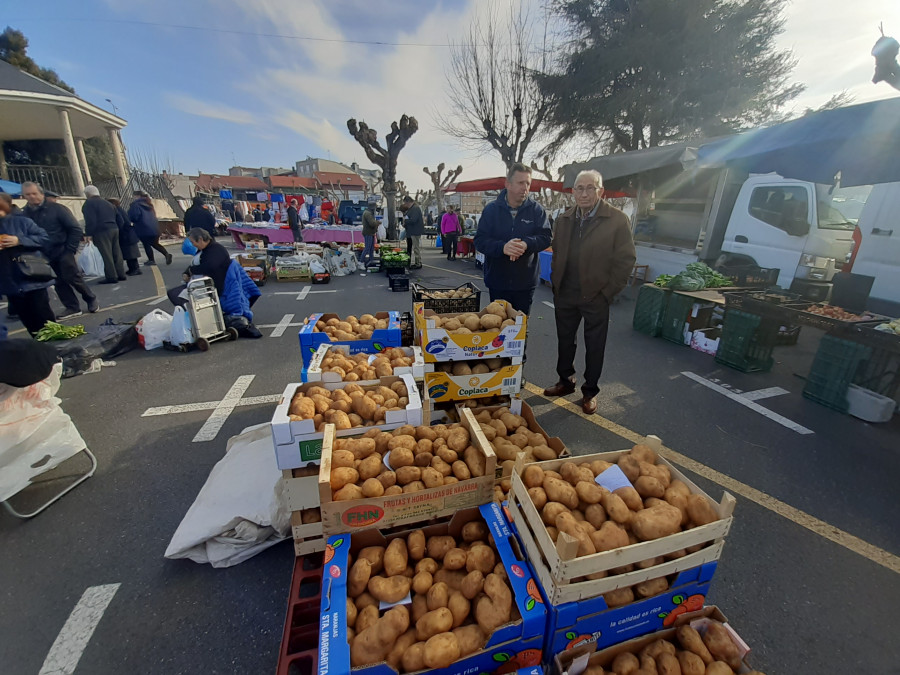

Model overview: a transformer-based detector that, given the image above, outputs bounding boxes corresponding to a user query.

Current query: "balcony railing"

[7,165,78,196]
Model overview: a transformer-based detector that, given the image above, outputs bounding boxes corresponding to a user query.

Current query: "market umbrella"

[0,179,23,196]
[696,97,900,187]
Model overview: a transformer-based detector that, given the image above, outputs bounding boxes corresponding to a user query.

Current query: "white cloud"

[165,93,257,125]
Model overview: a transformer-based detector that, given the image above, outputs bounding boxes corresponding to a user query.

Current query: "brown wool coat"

[550,200,637,301]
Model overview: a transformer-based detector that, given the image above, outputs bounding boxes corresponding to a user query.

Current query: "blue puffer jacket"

[220,260,261,320]
[474,189,552,291]
[128,199,160,238]
[0,214,54,295]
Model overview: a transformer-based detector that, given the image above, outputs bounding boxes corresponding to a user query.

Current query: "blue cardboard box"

[542,561,717,656]
[318,503,547,675]
[298,311,401,368]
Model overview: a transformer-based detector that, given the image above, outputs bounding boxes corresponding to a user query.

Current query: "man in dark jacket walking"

[287,199,303,242]
[21,181,98,318]
[400,196,424,269]
[473,163,551,314]
[109,198,141,275]
[83,185,126,283]
[542,170,636,415]
[128,191,172,266]
[184,196,217,239]
[359,201,378,266]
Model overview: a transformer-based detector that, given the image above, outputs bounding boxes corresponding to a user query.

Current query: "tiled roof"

[315,171,367,188]
[195,173,268,191]
[268,175,318,189]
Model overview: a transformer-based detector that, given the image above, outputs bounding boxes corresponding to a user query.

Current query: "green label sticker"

[298,439,323,461]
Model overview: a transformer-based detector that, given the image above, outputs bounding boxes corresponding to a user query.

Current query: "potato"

[332,449,356,468]
[412,570,433,595]
[584,503,608,528]
[401,642,427,673]
[385,629,418,670]
[342,437,377,459]
[640,461,671,487]
[462,447,486,477]
[528,487,548,510]
[590,521,629,552]
[384,538,408,576]
[446,427,470,453]
[632,504,683,541]
[479,313,503,330]
[677,626,714,664]
[426,582,450,610]
[636,576,669,598]
[443,548,467,570]
[451,361,473,376]
[396,466,422,485]
[330,466,359,491]
[612,652,640,674]
[576,480,605,504]
[631,443,659,464]
[635,475,666,499]
[357,454,383,481]
[541,501,570,526]
[617,454,641,482]
[416,607,454,641]
[427,536,456,559]
[602,492,632,524]
[367,575,412,603]
[388,447,415,470]
[361,478,385,498]
[616,486,644,511]
[687,494,719,526]
[433,568,466,592]
[421,466,444,488]
[556,511,596,557]
[334,484,364,501]
[415,558,438,575]
[641,639,676,662]
[423,632,461,670]
[474,573,512,633]
[346,597,358,628]
[410,594,429,623]
[465,545,496,574]
[543,477,579,509]
[451,460,472,481]
[402,480,426,493]
[349,606,410,667]
[677,650,707,675]
[702,622,742,670]
[522,465,544,488]
[356,604,379,634]
[471,363,490,374]
[461,521,487,542]
[453,624,486,658]
[447,591,471,629]
[348,559,372,598]
[377,470,397,489]
[705,662,734,675]
[461,570,484,599]
[603,586,634,608]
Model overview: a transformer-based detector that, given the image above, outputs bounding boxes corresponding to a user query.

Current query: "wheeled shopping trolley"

[186,276,238,351]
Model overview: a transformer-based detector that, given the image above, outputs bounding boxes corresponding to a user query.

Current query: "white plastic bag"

[77,241,105,277]
[169,306,193,346]
[136,308,173,350]
[377,223,387,240]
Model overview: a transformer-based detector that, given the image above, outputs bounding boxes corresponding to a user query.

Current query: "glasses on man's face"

[574,185,599,193]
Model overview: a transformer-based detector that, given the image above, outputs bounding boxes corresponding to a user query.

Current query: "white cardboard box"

[305,344,425,383]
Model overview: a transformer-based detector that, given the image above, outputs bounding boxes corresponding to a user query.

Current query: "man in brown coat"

[543,170,636,414]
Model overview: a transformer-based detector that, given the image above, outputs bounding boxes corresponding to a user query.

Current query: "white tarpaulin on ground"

[164,423,290,568]
[0,363,86,501]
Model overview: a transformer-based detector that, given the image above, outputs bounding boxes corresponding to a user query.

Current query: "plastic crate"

[714,309,778,373]
[660,292,696,344]
[311,273,330,284]
[411,282,482,314]
[632,284,670,337]
[399,311,414,347]
[803,336,873,412]
[776,325,801,345]
[276,551,324,675]
[388,273,410,292]
[725,265,780,288]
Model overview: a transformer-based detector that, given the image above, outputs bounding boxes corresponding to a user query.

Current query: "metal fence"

[7,165,77,196]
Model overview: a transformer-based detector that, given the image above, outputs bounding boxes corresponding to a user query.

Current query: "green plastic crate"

[660,292,696,344]
[714,309,778,373]
[803,336,872,412]
[632,285,670,337]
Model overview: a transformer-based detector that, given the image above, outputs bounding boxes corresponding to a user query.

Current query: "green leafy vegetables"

[35,321,86,341]
[654,263,732,290]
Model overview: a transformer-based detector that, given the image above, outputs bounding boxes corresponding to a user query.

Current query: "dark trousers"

[167,284,189,308]
[50,251,96,311]
[93,228,125,281]
[554,290,610,398]
[359,235,375,263]
[291,227,304,243]
[489,287,536,315]
[8,288,55,336]
[406,237,413,255]
[125,258,141,274]
[444,233,459,259]
[140,235,169,263]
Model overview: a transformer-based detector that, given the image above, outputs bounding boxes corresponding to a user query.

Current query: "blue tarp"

[218,189,233,199]
[697,98,900,187]
[0,179,23,196]
[539,250,553,283]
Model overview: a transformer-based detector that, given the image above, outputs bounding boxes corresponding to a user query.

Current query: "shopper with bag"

[82,186,126,284]
[358,201,378,265]
[21,182,98,318]
[109,198,141,276]
[440,204,462,261]
[128,191,172,266]
[0,192,56,336]
[166,228,231,307]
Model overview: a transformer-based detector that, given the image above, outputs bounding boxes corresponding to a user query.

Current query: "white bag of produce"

[309,258,328,275]
[164,424,290,568]
[76,241,105,277]
[135,309,173,350]
[168,306,193,346]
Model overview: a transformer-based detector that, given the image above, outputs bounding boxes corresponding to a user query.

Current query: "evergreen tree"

[0,27,75,93]
[538,0,804,153]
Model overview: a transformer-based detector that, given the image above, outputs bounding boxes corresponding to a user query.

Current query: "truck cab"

[720,174,858,294]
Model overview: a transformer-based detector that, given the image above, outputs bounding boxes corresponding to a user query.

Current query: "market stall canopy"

[0,179,23,196]
[449,177,572,193]
[697,97,900,187]
[562,143,699,187]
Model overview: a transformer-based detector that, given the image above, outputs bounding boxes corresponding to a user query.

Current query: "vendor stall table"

[297,228,364,245]
[230,225,295,249]
[230,226,366,249]
[457,235,475,257]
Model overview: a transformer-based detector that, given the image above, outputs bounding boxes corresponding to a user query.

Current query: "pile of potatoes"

[319,347,414,381]
[346,520,514,671]
[431,357,506,376]
[580,621,764,675]
[521,443,721,581]
[288,382,410,432]
[329,424,489,500]
[309,314,390,342]
[418,287,475,299]
[426,302,520,335]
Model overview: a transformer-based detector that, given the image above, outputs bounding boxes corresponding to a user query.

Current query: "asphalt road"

[2,239,899,674]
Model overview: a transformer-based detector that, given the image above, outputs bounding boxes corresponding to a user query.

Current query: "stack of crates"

[714,309,779,373]
[803,335,873,412]
[660,292,696,344]
[632,284,670,337]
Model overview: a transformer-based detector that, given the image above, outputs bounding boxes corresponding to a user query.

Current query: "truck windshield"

[816,184,872,230]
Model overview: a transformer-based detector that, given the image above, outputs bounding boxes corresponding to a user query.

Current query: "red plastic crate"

[276,551,324,675]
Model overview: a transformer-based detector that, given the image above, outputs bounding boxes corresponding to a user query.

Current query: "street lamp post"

[105,98,119,116]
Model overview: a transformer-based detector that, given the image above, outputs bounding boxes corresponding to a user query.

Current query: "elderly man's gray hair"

[21,181,43,193]
[575,170,603,187]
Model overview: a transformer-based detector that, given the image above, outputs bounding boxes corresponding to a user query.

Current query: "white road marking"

[269,313,296,338]
[296,286,310,301]
[273,289,339,300]
[39,583,120,675]
[142,394,281,417]
[192,375,255,442]
[681,371,814,435]
[742,386,789,401]
[146,296,167,305]
[542,301,555,309]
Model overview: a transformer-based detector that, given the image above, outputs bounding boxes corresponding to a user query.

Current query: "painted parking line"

[142,394,281,417]
[39,583,120,675]
[273,288,338,300]
[521,382,900,576]
[192,375,255,442]
[742,386,789,401]
[421,263,482,280]
[146,296,168,305]
[542,301,555,309]
[681,371,813,434]
[268,313,296,338]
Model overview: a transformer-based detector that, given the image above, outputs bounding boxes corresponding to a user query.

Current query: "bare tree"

[423,163,463,214]
[436,3,554,169]
[347,115,418,239]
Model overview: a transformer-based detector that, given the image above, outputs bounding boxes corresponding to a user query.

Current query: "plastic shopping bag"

[77,241,105,277]
[169,306,193,346]
[136,308,173,350]
[182,238,199,256]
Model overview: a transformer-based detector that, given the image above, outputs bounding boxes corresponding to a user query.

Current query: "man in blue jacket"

[474,163,551,314]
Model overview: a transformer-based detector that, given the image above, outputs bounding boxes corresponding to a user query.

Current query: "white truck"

[630,167,898,310]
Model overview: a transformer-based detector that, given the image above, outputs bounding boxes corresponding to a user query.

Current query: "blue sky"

[4,0,898,189]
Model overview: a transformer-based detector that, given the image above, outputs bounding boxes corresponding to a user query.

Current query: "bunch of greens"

[654,274,674,287]
[685,262,732,288]
[35,321,86,341]
[382,252,410,265]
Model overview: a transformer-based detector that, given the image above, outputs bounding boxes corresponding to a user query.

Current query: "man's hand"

[0,234,19,249]
[503,238,527,261]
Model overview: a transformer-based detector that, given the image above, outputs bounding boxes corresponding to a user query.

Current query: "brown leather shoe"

[543,380,576,397]
[581,396,598,415]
